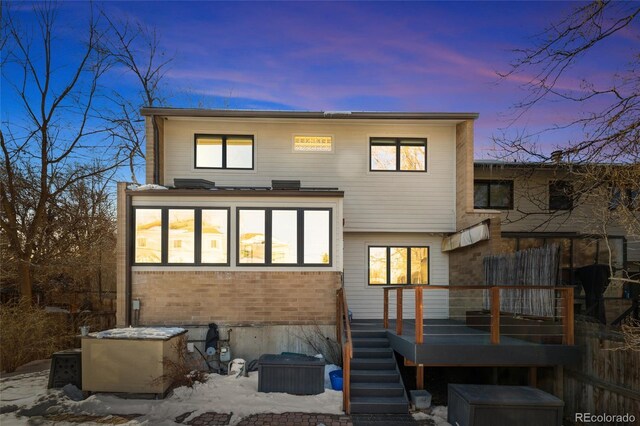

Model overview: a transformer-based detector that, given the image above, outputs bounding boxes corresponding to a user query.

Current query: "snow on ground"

[1,367,342,425]
[413,406,450,425]
[91,327,186,339]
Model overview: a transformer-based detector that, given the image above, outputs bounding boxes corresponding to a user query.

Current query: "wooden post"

[343,342,351,414]
[553,366,564,398]
[491,287,500,344]
[563,287,575,345]
[336,290,342,342]
[415,286,424,344]
[416,365,424,390]
[396,288,403,335]
[383,288,389,329]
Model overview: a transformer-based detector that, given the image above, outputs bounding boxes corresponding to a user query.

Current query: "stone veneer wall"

[131,271,341,326]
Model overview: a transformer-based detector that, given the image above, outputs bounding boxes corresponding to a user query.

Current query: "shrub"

[0,301,72,373]
[153,336,208,391]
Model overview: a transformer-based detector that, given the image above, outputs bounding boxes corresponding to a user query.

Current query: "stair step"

[351,338,389,348]
[351,370,400,383]
[352,347,394,359]
[351,329,387,339]
[350,397,409,414]
[351,358,397,370]
[351,382,405,397]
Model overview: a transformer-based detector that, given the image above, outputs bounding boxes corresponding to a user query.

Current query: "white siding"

[161,118,457,233]
[344,232,449,320]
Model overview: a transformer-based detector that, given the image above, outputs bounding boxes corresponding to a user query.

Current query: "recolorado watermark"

[575,413,636,424]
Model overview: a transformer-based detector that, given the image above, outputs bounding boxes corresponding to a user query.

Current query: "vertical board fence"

[483,244,560,317]
[563,320,640,419]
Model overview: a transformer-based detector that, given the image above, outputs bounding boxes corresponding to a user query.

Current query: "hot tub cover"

[90,327,186,340]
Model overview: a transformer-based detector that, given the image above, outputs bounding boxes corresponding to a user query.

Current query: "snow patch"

[90,327,185,340]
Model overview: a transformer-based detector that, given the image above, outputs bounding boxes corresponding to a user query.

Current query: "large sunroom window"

[132,207,229,265]
[237,208,332,266]
[368,246,429,285]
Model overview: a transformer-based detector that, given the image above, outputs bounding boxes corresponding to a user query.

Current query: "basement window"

[368,246,429,285]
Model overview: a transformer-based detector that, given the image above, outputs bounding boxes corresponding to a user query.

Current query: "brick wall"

[116,183,127,327]
[130,271,341,326]
[448,216,503,319]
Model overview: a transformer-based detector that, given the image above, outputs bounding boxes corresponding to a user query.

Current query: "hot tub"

[81,327,187,396]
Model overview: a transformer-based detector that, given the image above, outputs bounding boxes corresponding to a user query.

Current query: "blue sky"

[2,1,637,158]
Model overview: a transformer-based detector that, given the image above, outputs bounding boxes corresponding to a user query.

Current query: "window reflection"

[400,144,425,171]
[195,136,223,168]
[369,247,387,285]
[226,137,253,169]
[390,247,408,284]
[371,143,396,171]
[168,210,195,263]
[201,209,228,264]
[411,247,428,284]
[239,210,266,263]
[135,209,162,263]
[272,210,298,264]
[304,210,330,264]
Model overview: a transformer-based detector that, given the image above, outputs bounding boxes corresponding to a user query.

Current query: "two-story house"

[474,160,639,320]
[114,108,492,351]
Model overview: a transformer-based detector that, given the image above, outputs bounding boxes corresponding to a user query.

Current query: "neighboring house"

[474,160,639,319]
[115,108,488,359]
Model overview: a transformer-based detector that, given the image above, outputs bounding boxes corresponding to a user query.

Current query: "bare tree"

[494,1,640,339]
[99,12,173,183]
[0,3,120,302]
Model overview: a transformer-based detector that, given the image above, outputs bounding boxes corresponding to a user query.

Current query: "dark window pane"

[474,183,489,208]
[168,209,195,263]
[490,182,512,209]
[226,137,253,168]
[201,210,228,264]
[196,136,223,168]
[135,209,162,263]
[304,210,330,264]
[549,181,573,210]
[272,210,298,264]
[239,210,265,264]
[369,247,387,285]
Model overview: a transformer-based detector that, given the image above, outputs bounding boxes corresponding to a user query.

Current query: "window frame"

[236,207,333,267]
[369,137,427,172]
[131,206,231,266]
[473,180,514,210]
[548,180,574,211]
[367,245,430,286]
[194,134,255,170]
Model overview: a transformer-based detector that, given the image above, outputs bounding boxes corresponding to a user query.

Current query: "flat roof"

[140,107,479,121]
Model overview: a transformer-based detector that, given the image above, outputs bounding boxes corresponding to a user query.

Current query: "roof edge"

[140,107,479,120]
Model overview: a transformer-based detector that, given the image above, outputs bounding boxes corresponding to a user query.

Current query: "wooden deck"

[351,319,580,367]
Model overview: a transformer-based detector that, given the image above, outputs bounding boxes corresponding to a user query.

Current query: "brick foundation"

[131,271,341,326]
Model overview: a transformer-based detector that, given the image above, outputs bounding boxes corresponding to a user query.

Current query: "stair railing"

[382,285,575,346]
[336,287,353,414]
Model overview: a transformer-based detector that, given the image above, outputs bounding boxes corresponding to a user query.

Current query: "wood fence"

[563,320,640,419]
[484,244,561,317]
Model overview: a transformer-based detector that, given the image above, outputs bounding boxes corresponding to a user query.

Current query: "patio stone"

[236,412,353,425]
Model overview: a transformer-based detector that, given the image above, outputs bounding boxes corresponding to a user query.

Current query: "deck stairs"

[349,322,409,414]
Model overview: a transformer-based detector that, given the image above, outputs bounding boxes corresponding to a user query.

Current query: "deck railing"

[382,285,575,345]
[336,288,352,414]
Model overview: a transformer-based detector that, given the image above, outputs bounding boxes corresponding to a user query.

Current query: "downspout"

[125,192,133,326]
[152,115,160,184]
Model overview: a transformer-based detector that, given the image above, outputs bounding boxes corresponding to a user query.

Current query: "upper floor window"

[549,181,574,210]
[610,187,640,211]
[237,208,331,266]
[370,138,426,172]
[368,246,429,285]
[133,207,229,265]
[195,134,254,169]
[293,136,333,152]
[474,180,513,210]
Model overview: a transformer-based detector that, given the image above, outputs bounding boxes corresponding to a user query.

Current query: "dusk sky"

[3,1,638,158]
